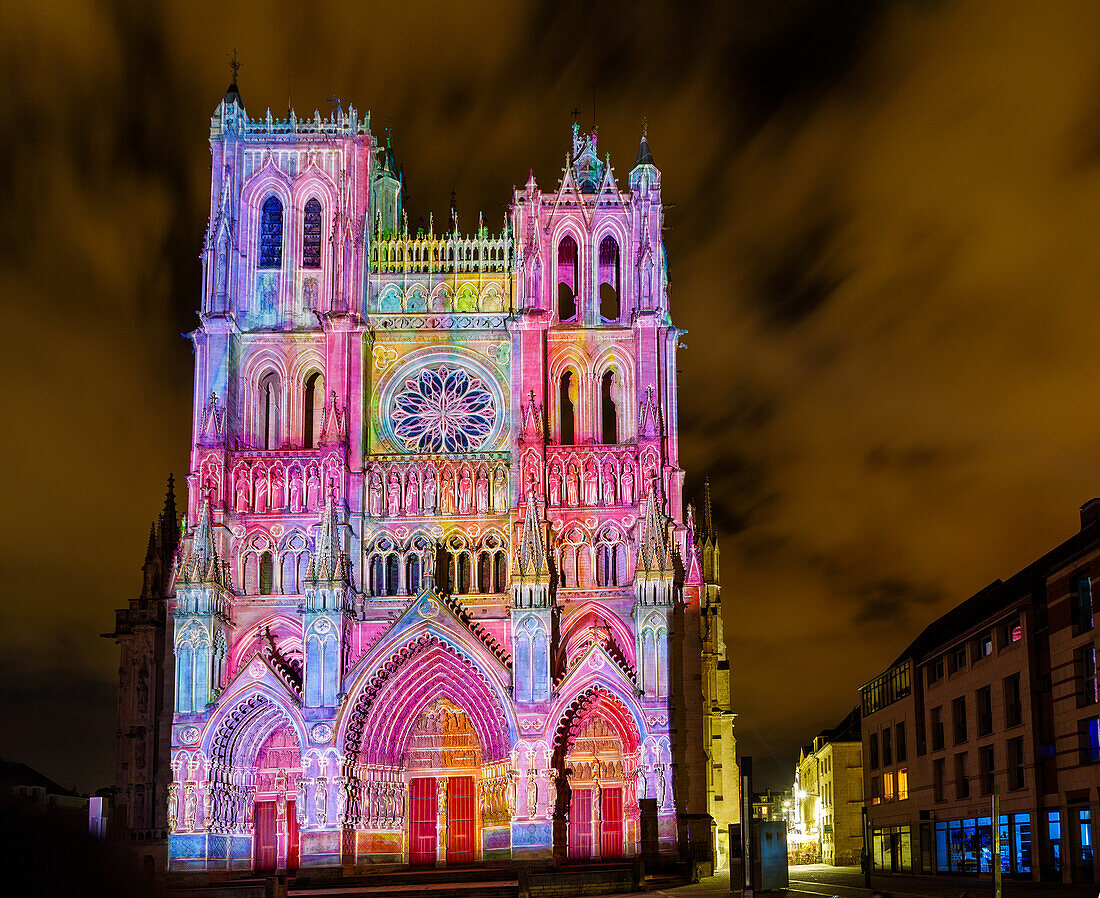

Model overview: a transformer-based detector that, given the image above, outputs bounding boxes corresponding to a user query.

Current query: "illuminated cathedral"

[110,73,738,874]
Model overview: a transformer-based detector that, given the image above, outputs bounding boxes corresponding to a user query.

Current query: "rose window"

[390,364,498,453]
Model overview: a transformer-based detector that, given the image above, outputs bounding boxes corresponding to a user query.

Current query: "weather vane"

[228,49,240,85]
[641,115,648,138]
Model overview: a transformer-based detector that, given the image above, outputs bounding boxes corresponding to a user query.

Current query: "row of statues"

[368,463,508,518]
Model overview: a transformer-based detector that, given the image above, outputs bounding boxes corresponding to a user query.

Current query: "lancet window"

[302,197,322,269]
[598,235,620,321]
[259,196,283,269]
[560,371,576,445]
[601,370,619,445]
[366,534,433,597]
[557,235,578,321]
[258,371,281,450]
[595,528,629,587]
[303,371,324,449]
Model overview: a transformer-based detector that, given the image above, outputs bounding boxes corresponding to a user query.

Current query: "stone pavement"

[598,864,1097,898]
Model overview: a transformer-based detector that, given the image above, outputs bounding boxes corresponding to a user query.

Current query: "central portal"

[404,699,482,866]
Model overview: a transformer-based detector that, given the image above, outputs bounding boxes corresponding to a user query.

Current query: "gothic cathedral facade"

[111,79,738,874]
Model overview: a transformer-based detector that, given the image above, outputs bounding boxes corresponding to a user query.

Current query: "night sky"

[4,0,1100,794]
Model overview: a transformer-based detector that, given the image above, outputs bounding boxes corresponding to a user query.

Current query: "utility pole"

[992,786,1002,898]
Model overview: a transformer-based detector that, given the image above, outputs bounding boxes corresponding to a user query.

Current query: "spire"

[516,488,548,578]
[703,474,714,539]
[307,492,348,583]
[637,478,673,574]
[178,499,226,587]
[159,474,179,556]
[224,50,243,108]
[448,188,458,234]
[144,522,157,566]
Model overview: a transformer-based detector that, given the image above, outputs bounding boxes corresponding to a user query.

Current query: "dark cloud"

[4,0,1100,791]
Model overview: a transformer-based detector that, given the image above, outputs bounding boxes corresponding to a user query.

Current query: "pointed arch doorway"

[253,724,301,873]
[405,699,481,865]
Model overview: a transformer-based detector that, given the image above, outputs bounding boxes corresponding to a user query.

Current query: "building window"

[931,706,944,751]
[1007,737,1025,791]
[953,696,967,744]
[928,657,945,685]
[977,685,993,736]
[258,371,281,450]
[950,645,967,674]
[979,745,995,795]
[1048,811,1063,873]
[870,775,882,805]
[954,752,969,799]
[1078,645,1099,707]
[884,771,895,802]
[882,727,892,766]
[259,551,274,595]
[932,758,945,803]
[559,371,576,445]
[302,197,322,269]
[896,722,907,762]
[1079,716,1100,764]
[1001,616,1023,648]
[259,195,283,269]
[600,370,618,444]
[1075,576,1095,634]
[557,235,578,321]
[975,631,993,660]
[869,732,879,769]
[598,235,620,321]
[897,767,908,801]
[303,371,324,449]
[1003,674,1022,727]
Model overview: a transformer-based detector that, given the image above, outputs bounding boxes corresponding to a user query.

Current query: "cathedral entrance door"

[286,800,299,871]
[568,789,593,859]
[600,787,624,858]
[446,775,476,864]
[409,777,438,865]
[254,801,278,872]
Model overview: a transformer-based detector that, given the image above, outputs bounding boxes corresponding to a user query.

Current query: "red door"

[447,775,476,864]
[286,799,299,871]
[600,787,624,858]
[409,777,437,865]
[569,788,592,860]
[254,800,278,872]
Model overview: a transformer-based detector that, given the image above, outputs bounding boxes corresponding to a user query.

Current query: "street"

[601,864,1098,898]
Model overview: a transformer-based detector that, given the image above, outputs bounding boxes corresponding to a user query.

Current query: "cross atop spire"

[223,50,243,108]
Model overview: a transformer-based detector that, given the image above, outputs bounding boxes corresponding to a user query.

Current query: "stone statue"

[424,469,437,513]
[368,471,383,517]
[234,469,250,512]
[583,462,598,506]
[621,464,635,506]
[335,777,347,824]
[306,468,321,512]
[475,468,489,513]
[290,468,304,513]
[387,470,402,517]
[405,472,419,515]
[566,465,580,507]
[270,466,285,510]
[458,467,472,515]
[315,777,328,826]
[492,467,508,511]
[254,470,268,513]
[526,770,538,817]
[603,466,617,506]
[184,785,197,830]
[549,467,562,506]
[167,783,178,830]
[441,474,455,515]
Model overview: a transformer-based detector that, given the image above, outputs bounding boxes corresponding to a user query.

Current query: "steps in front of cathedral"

[289,865,518,898]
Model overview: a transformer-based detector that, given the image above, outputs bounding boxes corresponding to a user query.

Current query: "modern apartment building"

[860,499,1100,883]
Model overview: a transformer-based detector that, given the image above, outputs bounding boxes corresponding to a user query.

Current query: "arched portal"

[552,687,642,862]
[253,725,302,872]
[404,699,482,865]
[342,634,515,866]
